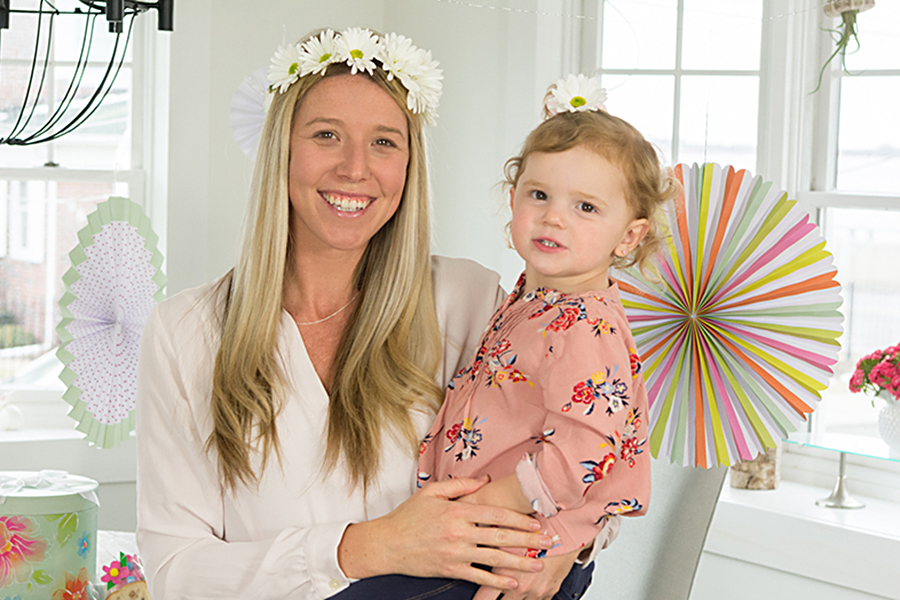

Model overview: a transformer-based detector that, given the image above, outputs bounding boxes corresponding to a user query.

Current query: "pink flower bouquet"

[849,343,900,403]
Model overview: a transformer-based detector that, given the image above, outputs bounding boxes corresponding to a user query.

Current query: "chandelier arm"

[5,2,56,142]
[29,11,99,140]
[39,13,134,143]
[28,12,99,140]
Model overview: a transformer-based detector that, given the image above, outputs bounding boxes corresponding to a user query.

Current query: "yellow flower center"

[570,96,587,108]
[110,567,119,577]
[319,53,332,63]
[1,540,11,554]
[288,63,299,75]
[350,49,364,59]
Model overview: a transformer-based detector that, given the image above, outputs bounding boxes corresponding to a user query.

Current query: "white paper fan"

[230,66,268,159]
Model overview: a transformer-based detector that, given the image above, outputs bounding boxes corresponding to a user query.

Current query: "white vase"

[877,391,900,456]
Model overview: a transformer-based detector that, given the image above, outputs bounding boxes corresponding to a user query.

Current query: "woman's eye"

[530,190,547,201]
[577,202,596,213]
[313,131,336,140]
[375,138,397,148]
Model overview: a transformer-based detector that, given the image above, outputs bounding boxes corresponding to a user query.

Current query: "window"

[802,1,900,439]
[576,0,900,494]
[588,0,762,170]
[0,1,157,429]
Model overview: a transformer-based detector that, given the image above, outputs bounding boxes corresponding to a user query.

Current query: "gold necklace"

[294,292,360,326]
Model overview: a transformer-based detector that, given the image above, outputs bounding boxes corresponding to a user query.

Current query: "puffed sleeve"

[432,256,505,386]
[136,290,350,600]
[515,300,650,555]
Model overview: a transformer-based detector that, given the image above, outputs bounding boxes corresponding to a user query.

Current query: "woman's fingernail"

[507,578,519,589]
[531,560,543,572]
[530,521,542,531]
[540,536,553,548]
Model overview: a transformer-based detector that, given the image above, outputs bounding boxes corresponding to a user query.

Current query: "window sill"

[0,428,136,484]
[704,480,900,599]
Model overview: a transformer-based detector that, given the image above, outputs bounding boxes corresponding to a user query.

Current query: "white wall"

[166,0,386,294]
[165,0,575,294]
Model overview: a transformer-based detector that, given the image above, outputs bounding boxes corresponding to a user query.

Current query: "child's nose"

[541,204,565,227]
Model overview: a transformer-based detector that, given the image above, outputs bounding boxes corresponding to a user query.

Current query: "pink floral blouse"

[417,274,651,557]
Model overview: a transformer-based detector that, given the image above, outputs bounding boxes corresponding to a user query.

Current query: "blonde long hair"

[209,61,443,493]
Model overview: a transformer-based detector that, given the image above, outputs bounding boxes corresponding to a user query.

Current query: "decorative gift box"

[0,470,99,599]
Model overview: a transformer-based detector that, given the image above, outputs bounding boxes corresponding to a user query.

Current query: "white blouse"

[135,256,505,600]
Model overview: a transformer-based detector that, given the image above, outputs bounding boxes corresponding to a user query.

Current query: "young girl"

[334,77,677,600]
[417,74,678,568]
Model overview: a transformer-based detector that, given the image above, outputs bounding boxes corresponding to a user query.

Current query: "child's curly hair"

[504,108,680,275]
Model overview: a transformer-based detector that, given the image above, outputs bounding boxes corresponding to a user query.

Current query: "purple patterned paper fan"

[56,197,166,448]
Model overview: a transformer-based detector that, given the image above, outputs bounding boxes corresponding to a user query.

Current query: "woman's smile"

[321,191,375,214]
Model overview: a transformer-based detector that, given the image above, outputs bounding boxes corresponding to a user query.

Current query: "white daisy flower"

[337,27,380,75]
[378,33,417,84]
[405,48,443,124]
[546,74,607,115]
[299,29,340,77]
[267,43,303,94]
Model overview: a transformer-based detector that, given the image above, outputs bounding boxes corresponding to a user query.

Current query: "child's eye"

[577,202,596,213]
[530,190,548,201]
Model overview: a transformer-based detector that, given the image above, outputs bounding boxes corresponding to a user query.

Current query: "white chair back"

[587,461,727,600]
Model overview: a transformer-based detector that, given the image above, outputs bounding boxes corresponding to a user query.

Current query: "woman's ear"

[615,218,650,257]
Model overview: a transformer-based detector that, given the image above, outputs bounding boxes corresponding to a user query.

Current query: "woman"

[136,28,601,600]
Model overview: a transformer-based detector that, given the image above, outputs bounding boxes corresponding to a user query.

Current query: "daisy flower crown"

[267,27,443,125]
[544,74,607,117]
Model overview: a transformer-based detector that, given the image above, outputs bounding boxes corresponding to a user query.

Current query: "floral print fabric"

[417,274,650,556]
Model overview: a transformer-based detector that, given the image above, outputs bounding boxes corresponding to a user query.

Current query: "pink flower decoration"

[849,343,900,401]
[101,560,132,586]
[0,515,48,588]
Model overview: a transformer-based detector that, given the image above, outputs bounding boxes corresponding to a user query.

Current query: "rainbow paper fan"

[616,163,843,468]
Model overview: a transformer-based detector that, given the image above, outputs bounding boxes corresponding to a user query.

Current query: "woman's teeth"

[323,193,371,212]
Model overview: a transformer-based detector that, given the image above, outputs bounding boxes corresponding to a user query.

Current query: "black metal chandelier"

[0,0,173,146]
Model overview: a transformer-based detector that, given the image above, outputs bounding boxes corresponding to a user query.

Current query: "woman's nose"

[336,142,369,181]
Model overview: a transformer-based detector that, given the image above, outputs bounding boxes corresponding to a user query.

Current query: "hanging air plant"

[813,0,875,93]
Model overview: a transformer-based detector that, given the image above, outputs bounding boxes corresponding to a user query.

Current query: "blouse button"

[329,579,341,590]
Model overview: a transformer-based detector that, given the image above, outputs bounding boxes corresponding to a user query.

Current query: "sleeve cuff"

[576,514,622,564]
[306,520,355,597]
[515,453,559,518]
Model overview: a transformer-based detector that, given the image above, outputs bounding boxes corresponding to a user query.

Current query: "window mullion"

[810,7,841,192]
[672,0,685,165]
[42,182,58,350]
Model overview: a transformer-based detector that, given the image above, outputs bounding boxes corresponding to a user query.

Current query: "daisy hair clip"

[267,27,443,125]
[544,73,608,117]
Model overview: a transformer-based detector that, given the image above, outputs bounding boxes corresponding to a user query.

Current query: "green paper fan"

[56,197,166,448]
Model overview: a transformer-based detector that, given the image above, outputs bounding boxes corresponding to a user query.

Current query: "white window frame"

[0,13,168,431]
[569,0,900,499]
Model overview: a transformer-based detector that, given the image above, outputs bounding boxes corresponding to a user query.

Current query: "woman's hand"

[473,549,579,600]
[338,477,553,590]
